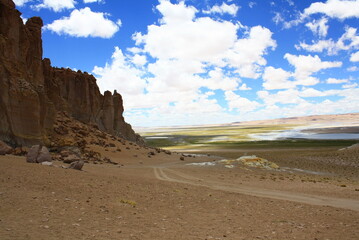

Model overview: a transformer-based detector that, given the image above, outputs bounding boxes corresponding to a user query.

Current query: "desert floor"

[1,143,359,240]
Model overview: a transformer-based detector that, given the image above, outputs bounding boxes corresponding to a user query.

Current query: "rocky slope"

[0,0,143,146]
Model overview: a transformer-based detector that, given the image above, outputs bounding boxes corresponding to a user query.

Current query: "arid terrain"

[1,126,359,239]
[1,1,359,239]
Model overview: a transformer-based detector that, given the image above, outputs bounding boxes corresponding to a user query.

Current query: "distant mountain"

[230,113,359,126]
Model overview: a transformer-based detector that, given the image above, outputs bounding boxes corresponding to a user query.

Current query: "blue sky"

[14,0,359,127]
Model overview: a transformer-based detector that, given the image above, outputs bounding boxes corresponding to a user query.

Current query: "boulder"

[26,145,52,163]
[0,141,12,155]
[68,160,84,170]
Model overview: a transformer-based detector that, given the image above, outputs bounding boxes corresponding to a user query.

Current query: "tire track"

[153,167,359,212]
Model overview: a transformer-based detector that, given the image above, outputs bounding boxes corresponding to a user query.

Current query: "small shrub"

[120,199,137,208]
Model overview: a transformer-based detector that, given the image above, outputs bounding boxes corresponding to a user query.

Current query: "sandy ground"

[1,143,359,240]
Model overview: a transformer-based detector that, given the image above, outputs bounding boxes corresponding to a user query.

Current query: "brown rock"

[0,141,12,155]
[26,145,51,163]
[63,154,81,164]
[12,147,28,156]
[59,147,82,163]
[68,160,84,170]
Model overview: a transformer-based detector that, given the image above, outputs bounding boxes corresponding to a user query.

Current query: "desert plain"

[1,113,359,240]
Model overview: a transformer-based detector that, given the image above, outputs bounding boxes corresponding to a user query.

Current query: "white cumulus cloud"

[326,78,349,84]
[297,27,359,55]
[93,47,147,107]
[83,0,104,3]
[305,17,329,38]
[262,66,295,90]
[225,91,260,112]
[343,83,358,88]
[284,54,342,86]
[202,68,241,91]
[304,0,359,20]
[45,7,120,38]
[13,0,31,6]
[239,83,251,90]
[347,66,359,71]
[131,54,147,66]
[227,26,277,78]
[350,51,359,61]
[203,2,240,16]
[141,7,238,62]
[33,0,76,12]
[257,89,305,106]
[284,0,359,29]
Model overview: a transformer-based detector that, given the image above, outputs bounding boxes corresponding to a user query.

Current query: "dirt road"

[153,165,359,211]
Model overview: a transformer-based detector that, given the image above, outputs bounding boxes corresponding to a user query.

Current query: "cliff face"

[0,0,143,146]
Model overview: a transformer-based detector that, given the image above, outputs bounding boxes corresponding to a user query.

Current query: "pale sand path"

[153,166,359,212]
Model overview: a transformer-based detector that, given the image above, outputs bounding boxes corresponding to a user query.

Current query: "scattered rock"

[41,161,53,166]
[58,147,83,163]
[61,146,82,156]
[12,147,29,156]
[68,160,84,170]
[63,154,81,164]
[0,141,12,155]
[26,145,52,163]
[83,150,102,163]
[180,156,185,161]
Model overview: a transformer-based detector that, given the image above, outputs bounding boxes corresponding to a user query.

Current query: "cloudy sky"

[15,0,359,127]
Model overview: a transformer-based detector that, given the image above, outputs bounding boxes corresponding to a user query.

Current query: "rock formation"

[0,0,143,147]
[26,145,52,163]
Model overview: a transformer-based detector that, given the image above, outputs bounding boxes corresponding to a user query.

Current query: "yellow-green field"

[138,124,358,150]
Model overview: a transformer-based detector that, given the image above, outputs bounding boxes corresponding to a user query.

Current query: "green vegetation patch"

[142,124,298,148]
[119,199,137,208]
[203,139,358,149]
[141,124,358,150]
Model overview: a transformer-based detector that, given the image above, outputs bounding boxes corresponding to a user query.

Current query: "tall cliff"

[0,0,143,146]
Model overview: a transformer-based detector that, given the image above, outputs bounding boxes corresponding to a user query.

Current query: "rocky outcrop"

[0,0,143,147]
